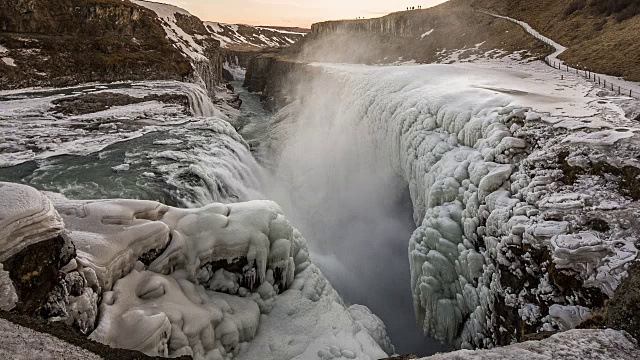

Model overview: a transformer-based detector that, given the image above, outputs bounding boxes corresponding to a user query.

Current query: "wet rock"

[607,261,640,342]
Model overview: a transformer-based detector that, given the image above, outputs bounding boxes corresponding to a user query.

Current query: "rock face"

[0,0,193,89]
[607,261,640,343]
[0,182,91,333]
[300,1,550,65]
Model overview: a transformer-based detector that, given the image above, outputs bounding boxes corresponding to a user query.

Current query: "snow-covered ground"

[485,12,640,98]
[264,55,640,349]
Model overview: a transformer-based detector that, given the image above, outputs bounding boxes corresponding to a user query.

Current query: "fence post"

[618,86,621,95]
[631,89,633,97]
[604,80,606,87]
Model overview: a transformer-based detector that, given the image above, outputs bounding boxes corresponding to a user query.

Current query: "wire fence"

[543,57,638,99]
[531,34,640,100]
[488,11,640,101]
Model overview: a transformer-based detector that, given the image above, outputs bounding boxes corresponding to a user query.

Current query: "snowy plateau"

[1,0,640,360]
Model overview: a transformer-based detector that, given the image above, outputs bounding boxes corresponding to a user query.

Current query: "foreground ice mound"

[0,182,389,360]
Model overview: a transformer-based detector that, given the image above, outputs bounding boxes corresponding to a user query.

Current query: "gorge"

[1,0,640,359]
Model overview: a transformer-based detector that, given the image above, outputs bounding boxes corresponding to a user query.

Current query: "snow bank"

[131,0,207,62]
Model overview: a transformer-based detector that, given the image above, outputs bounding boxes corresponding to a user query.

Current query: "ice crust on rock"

[421,329,640,359]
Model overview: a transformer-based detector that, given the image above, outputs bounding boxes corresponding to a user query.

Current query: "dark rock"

[223,68,234,82]
[607,261,640,342]
[3,235,70,317]
[0,0,195,90]
[51,92,190,116]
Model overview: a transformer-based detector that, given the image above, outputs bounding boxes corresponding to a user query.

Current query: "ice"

[1,57,16,67]
[0,264,17,311]
[25,190,390,359]
[0,182,64,261]
[548,304,592,331]
[0,81,224,168]
[420,329,639,359]
[53,198,172,290]
[269,56,638,348]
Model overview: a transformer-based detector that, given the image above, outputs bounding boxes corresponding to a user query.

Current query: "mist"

[261,61,448,355]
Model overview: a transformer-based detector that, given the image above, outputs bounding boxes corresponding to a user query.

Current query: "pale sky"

[158,0,450,28]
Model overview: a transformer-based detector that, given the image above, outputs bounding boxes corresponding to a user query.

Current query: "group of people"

[355,5,423,19]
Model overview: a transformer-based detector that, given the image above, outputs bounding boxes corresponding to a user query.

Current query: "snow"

[0,81,224,167]
[1,57,16,67]
[131,0,207,61]
[421,29,435,39]
[255,26,308,36]
[419,329,640,359]
[485,12,640,98]
[0,319,102,360]
[0,264,17,311]
[205,21,305,49]
[271,56,639,348]
[4,189,389,359]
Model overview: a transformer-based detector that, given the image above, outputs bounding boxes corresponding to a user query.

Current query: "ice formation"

[0,82,263,206]
[268,59,640,348]
[0,181,389,359]
[0,182,64,261]
[69,197,389,359]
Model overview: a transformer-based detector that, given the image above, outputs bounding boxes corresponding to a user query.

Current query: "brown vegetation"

[468,0,640,81]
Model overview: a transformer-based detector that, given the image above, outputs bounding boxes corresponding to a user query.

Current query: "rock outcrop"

[0,0,193,89]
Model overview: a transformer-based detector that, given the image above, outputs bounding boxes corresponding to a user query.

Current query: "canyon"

[1,0,640,359]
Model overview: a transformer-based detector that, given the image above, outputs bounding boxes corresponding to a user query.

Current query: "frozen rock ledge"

[419,329,640,360]
[0,182,390,360]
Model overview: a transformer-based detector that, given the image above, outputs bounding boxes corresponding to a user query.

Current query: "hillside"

[205,22,306,51]
[293,2,551,65]
[468,0,640,81]
[288,0,639,82]
[0,0,306,91]
[0,0,193,90]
